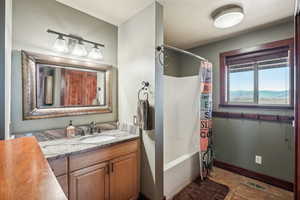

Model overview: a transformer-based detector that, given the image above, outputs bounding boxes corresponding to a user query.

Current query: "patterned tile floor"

[209,168,293,200]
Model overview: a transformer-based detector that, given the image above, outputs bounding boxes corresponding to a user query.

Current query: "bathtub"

[164,151,200,200]
[163,76,200,199]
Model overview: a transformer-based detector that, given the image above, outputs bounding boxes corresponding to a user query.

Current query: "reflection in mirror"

[22,51,112,120]
[37,65,106,108]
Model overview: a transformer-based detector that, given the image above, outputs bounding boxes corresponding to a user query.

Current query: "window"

[228,64,254,103]
[220,38,294,108]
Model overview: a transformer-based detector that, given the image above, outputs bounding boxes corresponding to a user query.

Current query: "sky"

[230,67,289,92]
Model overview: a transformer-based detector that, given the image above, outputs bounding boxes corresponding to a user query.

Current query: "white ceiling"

[57,0,295,49]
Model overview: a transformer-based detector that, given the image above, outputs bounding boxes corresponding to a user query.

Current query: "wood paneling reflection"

[62,70,97,106]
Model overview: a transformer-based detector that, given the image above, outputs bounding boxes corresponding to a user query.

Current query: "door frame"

[295,0,300,199]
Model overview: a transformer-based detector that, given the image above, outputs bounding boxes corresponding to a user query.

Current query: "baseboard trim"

[214,160,294,192]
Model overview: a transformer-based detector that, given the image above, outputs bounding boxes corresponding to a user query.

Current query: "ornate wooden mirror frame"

[21,51,113,120]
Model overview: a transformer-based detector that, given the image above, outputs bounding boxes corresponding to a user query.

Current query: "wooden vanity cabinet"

[57,175,69,196]
[48,139,140,200]
[110,153,139,200]
[69,162,110,200]
[48,157,68,196]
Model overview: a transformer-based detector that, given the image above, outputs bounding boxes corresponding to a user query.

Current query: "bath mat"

[173,178,229,200]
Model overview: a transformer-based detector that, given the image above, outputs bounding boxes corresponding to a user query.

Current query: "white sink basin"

[80,135,116,144]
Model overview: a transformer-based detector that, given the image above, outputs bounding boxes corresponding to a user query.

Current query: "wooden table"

[0,137,67,200]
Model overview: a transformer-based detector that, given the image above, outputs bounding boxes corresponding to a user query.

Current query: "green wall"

[213,118,294,182]
[172,20,295,182]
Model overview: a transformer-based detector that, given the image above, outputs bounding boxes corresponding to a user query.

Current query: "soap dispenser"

[66,120,76,138]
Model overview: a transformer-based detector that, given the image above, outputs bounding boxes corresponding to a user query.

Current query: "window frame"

[219,38,294,109]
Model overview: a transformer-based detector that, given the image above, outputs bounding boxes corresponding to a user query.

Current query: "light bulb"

[71,41,87,57]
[53,35,68,53]
[88,45,104,60]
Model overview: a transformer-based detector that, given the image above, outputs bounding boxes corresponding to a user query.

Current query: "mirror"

[22,51,113,120]
[37,65,106,108]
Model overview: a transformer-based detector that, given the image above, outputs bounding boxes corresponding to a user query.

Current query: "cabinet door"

[110,153,139,200]
[56,175,68,197]
[69,162,109,200]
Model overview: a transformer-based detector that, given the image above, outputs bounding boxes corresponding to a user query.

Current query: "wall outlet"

[255,155,262,165]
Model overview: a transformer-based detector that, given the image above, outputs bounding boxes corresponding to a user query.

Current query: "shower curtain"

[199,61,213,180]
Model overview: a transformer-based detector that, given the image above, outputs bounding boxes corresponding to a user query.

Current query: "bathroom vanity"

[35,126,141,200]
[47,138,140,200]
[10,123,140,200]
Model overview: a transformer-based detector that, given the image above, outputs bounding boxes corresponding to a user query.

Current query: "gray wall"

[175,21,295,182]
[0,0,11,140]
[4,0,12,140]
[164,49,181,77]
[11,0,118,133]
[0,0,5,139]
[118,2,164,199]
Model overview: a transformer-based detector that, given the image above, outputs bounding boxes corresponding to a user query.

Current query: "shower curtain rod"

[157,44,207,62]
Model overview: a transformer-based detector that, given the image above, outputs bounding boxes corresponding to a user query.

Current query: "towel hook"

[138,81,150,101]
[141,81,149,89]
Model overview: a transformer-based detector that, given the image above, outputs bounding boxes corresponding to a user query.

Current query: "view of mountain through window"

[258,66,289,104]
[229,69,254,103]
[228,57,290,105]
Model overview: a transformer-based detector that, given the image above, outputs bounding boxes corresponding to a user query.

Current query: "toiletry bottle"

[66,120,76,138]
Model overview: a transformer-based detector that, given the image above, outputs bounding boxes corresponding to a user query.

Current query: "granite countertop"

[13,122,140,160]
[39,129,139,160]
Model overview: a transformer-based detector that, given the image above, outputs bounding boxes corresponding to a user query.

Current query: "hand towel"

[137,99,152,130]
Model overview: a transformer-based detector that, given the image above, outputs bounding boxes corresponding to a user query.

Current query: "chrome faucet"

[89,121,96,134]
[89,121,100,134]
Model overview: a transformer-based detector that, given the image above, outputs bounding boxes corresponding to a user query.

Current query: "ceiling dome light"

[212,5,244,29]
[71,40,87,57]
[88,45,104,60]
[53,35,68,53]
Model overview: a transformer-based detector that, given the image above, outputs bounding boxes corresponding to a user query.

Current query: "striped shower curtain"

[199,61,213,180]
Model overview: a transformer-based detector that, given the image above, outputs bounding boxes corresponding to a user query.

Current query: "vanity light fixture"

[53,35,68,53]
[88,45,104,60]
[47,29,105,60]
[72,40,88,57]
[212,5,244,29]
